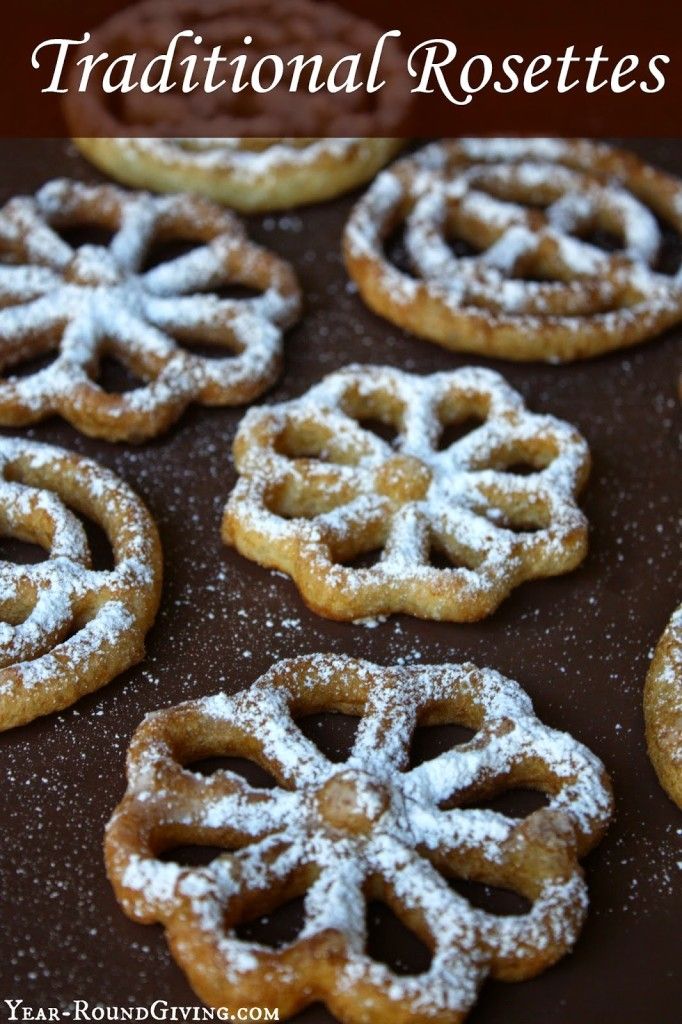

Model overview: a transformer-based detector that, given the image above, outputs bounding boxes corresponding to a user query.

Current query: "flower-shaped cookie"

[0,179,301,441]
[106,654,613,1023]
[222,365,590,621]
[0,437,161,730]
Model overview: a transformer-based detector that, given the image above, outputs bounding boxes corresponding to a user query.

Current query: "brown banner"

[3,0,681,137]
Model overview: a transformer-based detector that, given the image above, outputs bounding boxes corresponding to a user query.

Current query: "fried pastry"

[222,365,590,622]
[0,179,301,442]
[0,437,162,730]
[72,139,405,215]
[644,603,682,808]
[105,654,613,1023]
[343,138,682,362]
[65,0,408,211]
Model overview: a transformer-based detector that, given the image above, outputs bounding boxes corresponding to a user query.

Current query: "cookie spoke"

[3,197,73,269]
[402,724,526,807]
[228,830,305,898]
[0,265,62,306]
[240,688,332,787]
[408,803,515,865]
[428,500,514,578]
[367,835,478,952]
[142,242,226,297]
[0,293,68,346]
[381,505,430,568]
[0,582,75,668]
[316,492,390,549]
[110,194,160,272]
[142,292,248,341]
[351,683,418,775]
[166,776,300,845]
[301,857,367,951]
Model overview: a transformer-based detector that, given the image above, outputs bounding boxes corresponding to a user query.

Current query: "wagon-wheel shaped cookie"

[343,138,682,362]
[106,654,613,1023]
[222,364,590,622]
[0,437,162,730]
[0,179,301,441]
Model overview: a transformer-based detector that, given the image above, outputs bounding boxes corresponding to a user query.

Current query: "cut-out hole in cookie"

[384,224,416,277]
[428,546,455,571]
[76,514,115,572]
[297,712,360,764]
[408,723,477,770]
[141,238,203,272]
[462,787,550,818]
[573,227,622,253]
[499,461,541,476]
[96,356,146,394]
[365,901,432,976]
[264,486,350,521]
[652,216,682,276]
[428,536,483,572]
[5,351,58,380]
[235,894,306,949]
[0,537,49,565]
[338,547,384,571]
[446,876,532,917]
[480,507,544,534]
[445,234,482,260]
[202,283,263,303]
[437,416,486,451]
[273,422,354,465]
[173,340,240,361]
[427,542,477,572]
[56,223,116,251]
[186,756,280,791]
[158,845,227,868]
[355,418,399,447]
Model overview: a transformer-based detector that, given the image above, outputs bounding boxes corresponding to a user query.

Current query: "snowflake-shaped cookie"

[106,654,613,1022]
[0,179,301,441]
[222,365,590,621]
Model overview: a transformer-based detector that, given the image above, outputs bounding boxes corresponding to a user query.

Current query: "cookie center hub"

[65,245,123,287]
[375,454,431,503]
[316,769,389,834]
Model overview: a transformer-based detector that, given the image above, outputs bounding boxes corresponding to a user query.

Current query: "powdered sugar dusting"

[225,364,590,622]
[343,139,682,362]
[0,436,160,727]
[0,179,301,441]
[108,654,612,1017]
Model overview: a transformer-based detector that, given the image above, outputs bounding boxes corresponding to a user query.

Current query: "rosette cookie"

[344,138,682,361]
[105,654,613,1022]
[222,365,590,622]
[644,603,682,808]
[0,179,301,441]
[0,438,161,730]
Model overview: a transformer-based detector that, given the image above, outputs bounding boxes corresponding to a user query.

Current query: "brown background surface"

[0,138,680,1023]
